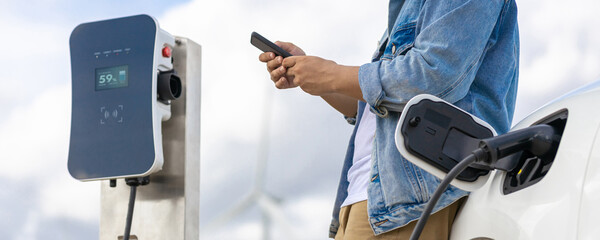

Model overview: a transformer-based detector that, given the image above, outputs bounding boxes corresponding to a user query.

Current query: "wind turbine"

[204,88,296,240]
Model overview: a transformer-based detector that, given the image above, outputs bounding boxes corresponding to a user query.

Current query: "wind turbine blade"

[261,207,271,240]
[257,193,297,239]
[255,88,275,190]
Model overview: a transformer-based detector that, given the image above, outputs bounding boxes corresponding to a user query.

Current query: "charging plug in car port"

[502,109,567,195]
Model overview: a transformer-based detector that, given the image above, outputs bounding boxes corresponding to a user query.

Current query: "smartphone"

[250,32,292,58]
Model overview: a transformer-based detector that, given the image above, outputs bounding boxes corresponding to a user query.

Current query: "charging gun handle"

[478,124,556,163]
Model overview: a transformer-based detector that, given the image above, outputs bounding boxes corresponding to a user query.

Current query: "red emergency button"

[162,46,172,58]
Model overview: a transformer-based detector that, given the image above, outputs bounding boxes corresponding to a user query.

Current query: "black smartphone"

[250,32,292,58]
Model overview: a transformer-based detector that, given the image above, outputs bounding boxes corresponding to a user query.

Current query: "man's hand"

[281,56,339,96]
[257,41,362,116]
[282,57,363,100]
[258,41,361,99]
[258,41,305,89]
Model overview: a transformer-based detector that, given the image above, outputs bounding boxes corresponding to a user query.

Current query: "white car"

[395,80,600,240]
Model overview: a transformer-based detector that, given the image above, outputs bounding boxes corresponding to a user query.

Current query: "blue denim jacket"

[329,0,519,237]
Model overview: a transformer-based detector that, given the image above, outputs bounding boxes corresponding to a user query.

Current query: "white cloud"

[0,85,70,179]
[38,174,100,222]
[0,12,72,112]
[15,211,40,240]
[283,195,336,239]
[204,221,263,240]
[200,194,334,240]
[0,83,100,231]
[515,0,600,122]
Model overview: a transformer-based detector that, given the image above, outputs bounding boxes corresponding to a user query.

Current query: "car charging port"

[158,69,182,102]
[502,109,567,194]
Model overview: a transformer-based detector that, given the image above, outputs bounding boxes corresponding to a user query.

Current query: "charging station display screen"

[95,65,129,91]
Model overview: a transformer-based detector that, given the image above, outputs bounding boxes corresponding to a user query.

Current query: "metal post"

[99,37,201,240]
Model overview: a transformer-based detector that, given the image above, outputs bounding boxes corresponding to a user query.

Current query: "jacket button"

[392,44,396,54]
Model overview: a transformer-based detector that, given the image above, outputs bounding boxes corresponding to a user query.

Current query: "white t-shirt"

[341,106,376,207]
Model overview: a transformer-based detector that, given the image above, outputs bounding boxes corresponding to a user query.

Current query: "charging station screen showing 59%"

[95,65,129,91]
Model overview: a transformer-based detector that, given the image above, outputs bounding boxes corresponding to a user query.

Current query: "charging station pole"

[99,37,201,240]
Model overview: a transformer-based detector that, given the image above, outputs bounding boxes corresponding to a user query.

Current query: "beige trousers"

[334,198,464,240]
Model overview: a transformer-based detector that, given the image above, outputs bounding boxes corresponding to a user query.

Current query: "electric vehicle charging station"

[68,15,201,240]
[394,80,600,239]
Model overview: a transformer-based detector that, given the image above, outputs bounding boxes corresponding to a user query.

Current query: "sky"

[1,0,599,239]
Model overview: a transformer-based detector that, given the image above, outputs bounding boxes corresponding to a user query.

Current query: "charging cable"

[122,177,150,240]
[408,150,482,240]
[409,124,557,240]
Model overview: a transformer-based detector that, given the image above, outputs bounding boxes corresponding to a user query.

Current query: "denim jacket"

[329,0,519,237]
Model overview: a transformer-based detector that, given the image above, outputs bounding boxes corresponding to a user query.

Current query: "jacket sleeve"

[359,0,504,117]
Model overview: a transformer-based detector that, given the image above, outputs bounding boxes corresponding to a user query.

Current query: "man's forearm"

[332,65,364,102]
[322,65,364,117]
[321,93,359,118]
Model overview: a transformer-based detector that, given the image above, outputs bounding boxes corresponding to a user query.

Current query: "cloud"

[0,14,71,121]
[0,86,70,179]
[200,193,335,240]
[0,84,99,237]
[0,178,39,240]
[0,2,102,236]
[34,216,97,240]
[514,0,600,122]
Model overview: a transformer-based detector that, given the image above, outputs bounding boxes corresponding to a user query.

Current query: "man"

[258,0,518,239]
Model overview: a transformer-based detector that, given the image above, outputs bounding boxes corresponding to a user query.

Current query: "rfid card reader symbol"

[100,105,124,124]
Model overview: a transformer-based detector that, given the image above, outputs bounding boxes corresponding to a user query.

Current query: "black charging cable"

[124,184,137,240]
[408,150,484,240]
[409,124,557,240]
[122,177,150,240]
